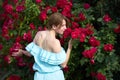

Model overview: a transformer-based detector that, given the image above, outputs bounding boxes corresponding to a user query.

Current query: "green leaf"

[97,18,102,22]
[80,58,89,66]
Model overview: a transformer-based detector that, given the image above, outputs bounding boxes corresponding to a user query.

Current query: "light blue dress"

[25,42,66,80]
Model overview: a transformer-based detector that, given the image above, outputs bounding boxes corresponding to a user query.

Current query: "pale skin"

[12,19,72,68]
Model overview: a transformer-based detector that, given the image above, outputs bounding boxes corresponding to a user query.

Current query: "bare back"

[33,31,61,53]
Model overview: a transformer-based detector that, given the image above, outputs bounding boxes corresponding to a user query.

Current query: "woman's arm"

[12,49,32,57]
[60,39,72,68]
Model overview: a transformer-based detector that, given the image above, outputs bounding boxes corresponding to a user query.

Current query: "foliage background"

[0,0,120,80]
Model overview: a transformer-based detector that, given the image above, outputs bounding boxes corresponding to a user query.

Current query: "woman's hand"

[68,38,73,50]
[12,49,23,57]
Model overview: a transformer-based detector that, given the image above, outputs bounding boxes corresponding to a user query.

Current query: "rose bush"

[0,0,120,80]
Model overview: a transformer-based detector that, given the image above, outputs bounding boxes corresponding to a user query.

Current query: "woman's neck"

[48,29,56,38]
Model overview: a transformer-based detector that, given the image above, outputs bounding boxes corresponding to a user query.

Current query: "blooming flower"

[29,62,34,72]
[61,5,72,18]
[15,56,26,67]
[12,12,19,19]
[89,36,100,47]
[59,38,65,45]
[90,58,95,64]
[4,55,12,64]
[51,7,58,13]
[84,24,94,36]
[12,0,18,4]
[23,31,32,42]
[96,72,106,80]
[36,0,42,3]
[16,5,25,12]
[39,11,47,22]
[10,42,22,54]
[71,28,81,39]
[29,23,36,30]
[15,36,22,43]
[63,66,69,72]
[72,17,80,22]
[0,44,3,50]
[114,24,120,33]
[38,26,44,31]
[78,12,86,21]
[82,47,97,59]
[63,28,72,39]
[56,0,69,9]
[84,3,90,9]
[79,33,86,42]
[103,14,112,23]
[104,44,114,52]
[4,4,13,14]
[7,75,21,80]
[71,21,79,29]
[2,26,10,40]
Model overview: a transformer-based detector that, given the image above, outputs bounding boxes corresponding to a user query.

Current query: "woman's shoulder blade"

[51,39,61,53]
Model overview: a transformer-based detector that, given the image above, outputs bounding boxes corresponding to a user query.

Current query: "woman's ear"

[52,25,57,29]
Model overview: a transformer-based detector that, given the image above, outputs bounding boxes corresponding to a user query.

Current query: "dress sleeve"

[25,42,41,56]
[25,42,66,65]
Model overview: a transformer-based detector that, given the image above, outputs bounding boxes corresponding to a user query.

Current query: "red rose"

[82,47,97,59]
[38,26,44,31]
[63,28,72,39]
[61,5,72,18]
[91,72,97,77]
[90,59,95,64]
[71,28,81,39]
[0,44,3,50]
[16,5,25,12]
[71,21,79,29]
[78,12,86,21]
[73,17,80,22]
[36,0,42,3]
[96,72,106,80]
[15,56,26,67]
[29,23,36,30]
[4,4,13,14]
[15,36,22,43]
[29,62,34,72]
[12,12,19,19]
[2,26,10,40]
[89,36,100,47]
[84,28,94,36]
[7,75,21,80]
[84,3,90,9]
[23,31,32,42]
[4,55,12,64]
[12,0,18,4]
[79,33,86,42]
[2,26,9,34]
[59,38,65,45]
[10,42,22,54]
[103,14,111,23]
[51,7,58,13]
[39,11,47,22]
[114,24,120,33]
[63,66,69,72]
[56,0,67,9]
[104,44,114,52]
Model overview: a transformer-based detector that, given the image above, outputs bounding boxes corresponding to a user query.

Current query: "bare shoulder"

[33,31,45,43]
[51,39,62,53]
[36,31,45,36]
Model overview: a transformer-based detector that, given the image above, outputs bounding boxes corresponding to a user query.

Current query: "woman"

[12,12,72,80]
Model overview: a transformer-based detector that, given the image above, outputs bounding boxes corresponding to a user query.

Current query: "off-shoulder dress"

[25,42,66,80]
